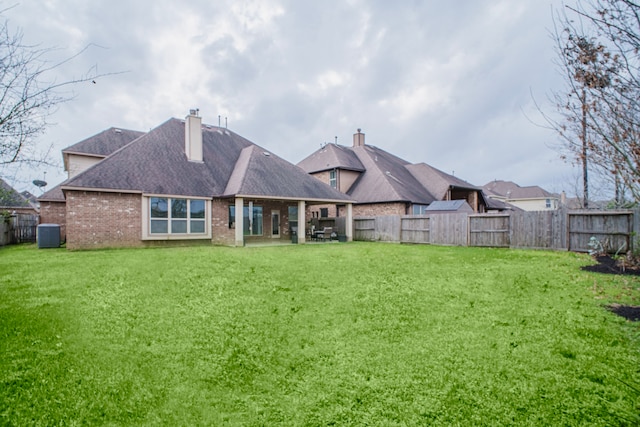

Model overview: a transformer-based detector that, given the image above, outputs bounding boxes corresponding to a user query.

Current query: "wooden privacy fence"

[0,213,38,246]
[353,209,636,252]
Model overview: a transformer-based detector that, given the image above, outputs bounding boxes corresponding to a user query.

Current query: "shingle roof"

[62,127,145,157]
[346,145,435,204]
[62,118,352,202]
[297,142,486,206]
[0,178,32,208]
[483,180,553,199]
[425,200,473,212]
[38,183,66,202]
[296,143,364,173]
[406,163,480,200]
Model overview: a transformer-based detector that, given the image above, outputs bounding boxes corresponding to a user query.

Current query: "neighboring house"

[483,180,559,211]
[0,178,38,215]
[424,200,474,214]
[297,129,490,217]
[38,111,353,250]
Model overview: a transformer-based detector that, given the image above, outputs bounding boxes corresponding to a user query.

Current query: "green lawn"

[1,242,639,426]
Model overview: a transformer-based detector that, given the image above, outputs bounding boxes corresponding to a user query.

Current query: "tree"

[0,10,115,167]
[549,0,640,204]
[554,30,616,207]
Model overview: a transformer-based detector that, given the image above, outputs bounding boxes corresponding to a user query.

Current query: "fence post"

[632,207,640,254]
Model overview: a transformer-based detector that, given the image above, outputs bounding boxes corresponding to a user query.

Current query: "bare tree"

[549,1,640,204]
[0,11,117,166]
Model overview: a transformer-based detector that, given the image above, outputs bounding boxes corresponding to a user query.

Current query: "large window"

[243,205,263,235]
[149,197,207,235]
[228,203,263,235]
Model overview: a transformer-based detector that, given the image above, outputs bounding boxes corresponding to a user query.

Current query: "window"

[412,204,428,215]
[149,197,207,235]
[150,197,169,233]
[320,208,328,218]
[288,206,298,235]
[329,170,337,189]
[243,206,263,235]
[228,206,235,228]
[228,204,263,235]
[190,200,206,233]
[545,199,551,208]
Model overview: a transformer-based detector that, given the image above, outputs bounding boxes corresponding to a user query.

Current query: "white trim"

[297,200,306,244]
[346,203,353,241]
[235,197,244,246]
[226,194,355,204]
[141,196,212,241]
[61,151,107,159]
[62,186,143,195]
[142,193,212,200]
[271,209,280,238]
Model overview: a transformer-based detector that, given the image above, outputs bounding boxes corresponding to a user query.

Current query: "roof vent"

[263,152,271,157]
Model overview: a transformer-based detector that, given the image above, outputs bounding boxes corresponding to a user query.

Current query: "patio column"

[298,200,306,244]
[235,197,244,246]
[346,203,353,242]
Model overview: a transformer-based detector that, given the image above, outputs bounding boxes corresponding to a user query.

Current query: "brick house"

[39,127,145,242]
[297,129,490,218]
[38,111,353,250]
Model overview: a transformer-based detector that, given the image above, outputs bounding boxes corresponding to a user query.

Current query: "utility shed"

[425,200,474,214]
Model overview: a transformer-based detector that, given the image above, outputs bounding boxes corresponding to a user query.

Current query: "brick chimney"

[353,128,365,147]
[185,109,203,162]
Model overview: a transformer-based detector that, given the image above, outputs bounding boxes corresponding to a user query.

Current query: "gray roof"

[406,163,480,200]
[347,145,435,204]
[38,183,66,202]
[483,180,554,199]
[62,118,351,202]
[425,200,474,212]
[0,178,32,208]
[62,127,145,157]
[297,142,484,206]
[296,143,364,173]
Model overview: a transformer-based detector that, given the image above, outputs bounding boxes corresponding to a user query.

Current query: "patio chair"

[316,227,332,241]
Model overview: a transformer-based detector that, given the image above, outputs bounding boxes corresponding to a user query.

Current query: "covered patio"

[231,196,353,247]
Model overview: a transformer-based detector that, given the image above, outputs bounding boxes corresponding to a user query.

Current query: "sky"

[1,0,586,198]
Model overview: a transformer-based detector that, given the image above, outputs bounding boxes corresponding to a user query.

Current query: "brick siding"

[313,202,407,219]
[211,199,235,245]
[308,203,339,219]
[66,192,304,249]
[66,191,142,250]
[352,202,408,217]
[39,201,67,241]
[225,199,300,245]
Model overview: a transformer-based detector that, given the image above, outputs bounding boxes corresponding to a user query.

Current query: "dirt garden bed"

[582,255,640,321]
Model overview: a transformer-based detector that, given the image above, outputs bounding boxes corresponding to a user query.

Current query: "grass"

[1,242,639,426]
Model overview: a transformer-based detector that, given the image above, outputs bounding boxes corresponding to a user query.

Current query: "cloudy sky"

[3,0,583,197]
